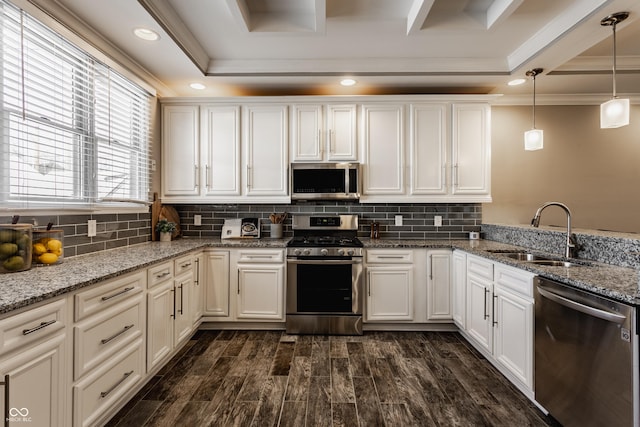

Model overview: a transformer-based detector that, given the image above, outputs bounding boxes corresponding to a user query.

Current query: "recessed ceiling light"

[133,27,160,41]
[340,78,357,87]
[508,78,526,86]
[190,83,206,90]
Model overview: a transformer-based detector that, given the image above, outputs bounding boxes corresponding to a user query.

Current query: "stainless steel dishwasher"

[535,277,638,427]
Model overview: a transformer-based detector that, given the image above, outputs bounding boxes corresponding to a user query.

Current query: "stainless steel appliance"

[286,214,363,335]
[221,218,261,239]
[535,277,638,427]
[290,163,360,200]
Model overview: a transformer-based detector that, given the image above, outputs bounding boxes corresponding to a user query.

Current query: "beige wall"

[484,104,640,233]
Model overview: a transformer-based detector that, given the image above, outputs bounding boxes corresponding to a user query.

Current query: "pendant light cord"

[612,20,617,99]
[532,73,537,128]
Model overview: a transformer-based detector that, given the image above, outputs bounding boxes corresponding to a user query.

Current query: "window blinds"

[0,0,152,210]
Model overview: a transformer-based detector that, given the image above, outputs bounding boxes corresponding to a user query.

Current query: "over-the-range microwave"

[290,163,360,201]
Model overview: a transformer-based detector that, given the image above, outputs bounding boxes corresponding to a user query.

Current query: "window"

[0,0,152,210]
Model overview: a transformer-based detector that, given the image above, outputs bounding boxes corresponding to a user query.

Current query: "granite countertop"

[1,237,638,316]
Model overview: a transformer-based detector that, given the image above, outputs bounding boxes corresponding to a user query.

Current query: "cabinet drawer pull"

[245,255,273,259]
[100,370,133,398]
[376,255,405,259]
[2,374,10,427]
[156,271,170,279]
[22,319,56,335]
[100,324,134,345]
[101,287,135,302]
[180,262,192,268]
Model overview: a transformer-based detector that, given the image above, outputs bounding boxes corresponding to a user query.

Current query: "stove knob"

[293,249,302,256]
[346,249,355,256]
[337,248,346,256]
[302,249,311,256]
[320,248,329,256]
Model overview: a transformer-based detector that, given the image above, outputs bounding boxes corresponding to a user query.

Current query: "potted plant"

[155,219,176,242]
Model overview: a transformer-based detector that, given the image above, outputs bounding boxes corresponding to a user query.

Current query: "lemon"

[46,239,62,252]
[38,253,58,264]
[33,242,48,255]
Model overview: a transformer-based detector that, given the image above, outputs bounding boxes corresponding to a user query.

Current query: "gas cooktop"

[287,235,363,248]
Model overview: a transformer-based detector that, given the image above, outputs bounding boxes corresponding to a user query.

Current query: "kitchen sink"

[487,250,592,267]
[504,253,551,261]
[527,260,582,267]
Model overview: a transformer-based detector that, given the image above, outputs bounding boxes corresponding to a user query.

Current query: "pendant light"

[600,12,630,129]
[524,68,543,151]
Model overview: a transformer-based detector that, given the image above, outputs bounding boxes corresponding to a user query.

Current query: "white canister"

[270,223,283,239]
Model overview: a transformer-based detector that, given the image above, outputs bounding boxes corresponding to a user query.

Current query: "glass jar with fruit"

[32,229,64,266]
[0,224,33,273]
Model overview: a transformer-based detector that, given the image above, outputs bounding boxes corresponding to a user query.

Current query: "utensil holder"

[270,223,283,239]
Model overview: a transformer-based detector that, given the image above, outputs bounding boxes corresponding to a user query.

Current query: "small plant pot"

[159,232,172,242]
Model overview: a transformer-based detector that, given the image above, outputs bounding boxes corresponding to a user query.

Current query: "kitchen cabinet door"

[173,272,195,346]
[0,333,66,427]
[451,103,491,199]
[409,103,448,196]
[201,105,241,198]
[237,264,285,320]
[326,104,358,161]
[366,265,414,321]
[161,105,200,197]
[192,252,204,323]
[146,281,174,370]
[493,286,533,390]
[204,251,230,317]
[466,274,493,353]
[361,104,405,198]
[291,104,323,161]
[451,250,467,328]
[426,250,452,320]
[243,105,289,201]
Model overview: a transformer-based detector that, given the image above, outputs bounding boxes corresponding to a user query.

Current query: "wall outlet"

[434,215,442,227]
[395,215,403,226]
[194,214,202,226]
[87,219,97,237]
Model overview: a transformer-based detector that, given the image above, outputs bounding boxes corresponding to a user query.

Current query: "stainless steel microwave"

[290,163,360,200]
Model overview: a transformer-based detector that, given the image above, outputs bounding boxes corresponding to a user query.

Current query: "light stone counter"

[0,237,637,316]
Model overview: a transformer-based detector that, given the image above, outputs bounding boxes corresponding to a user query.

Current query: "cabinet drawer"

[467,255,493,280]
[174,254,195,276]
[495,264,535,298]
[74,271,145,321]
[73,295,144,380]
[0,298,66,356]
[147,261,174,289]
[73,339,144,427]
[237,249,284,263]
[366,249,413,264]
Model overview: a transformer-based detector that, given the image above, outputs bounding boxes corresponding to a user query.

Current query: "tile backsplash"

[174,202,482,240]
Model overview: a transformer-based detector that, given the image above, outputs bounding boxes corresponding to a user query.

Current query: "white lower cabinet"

[365,249,428,322]
[462,253,535,396]
[451,250,467,328]
[426,250,452,321]
[235,250,285,320]
[203,250,230,317]
[0,299,67,427]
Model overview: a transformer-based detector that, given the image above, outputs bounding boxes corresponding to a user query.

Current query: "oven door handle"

[287,259,362,265]
[537,286,626,324]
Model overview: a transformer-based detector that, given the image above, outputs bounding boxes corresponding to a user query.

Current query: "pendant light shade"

[524,68,543,151]
[600,12,630,129]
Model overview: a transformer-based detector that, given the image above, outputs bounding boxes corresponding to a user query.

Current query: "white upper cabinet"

[409,103,448,196]
[201,105,241,198]
[161,105,199,197]
[291,104,357,162]
[243,104,289,201]
[451,103,491,200]
[361,104,405,198]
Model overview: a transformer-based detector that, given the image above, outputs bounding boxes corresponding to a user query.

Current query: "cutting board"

[151,192,161,241]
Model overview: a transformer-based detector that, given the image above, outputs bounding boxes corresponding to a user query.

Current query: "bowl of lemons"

[0,224,33,273]
[32,229,64,266]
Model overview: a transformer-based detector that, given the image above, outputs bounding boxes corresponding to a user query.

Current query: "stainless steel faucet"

[531,202,577,258]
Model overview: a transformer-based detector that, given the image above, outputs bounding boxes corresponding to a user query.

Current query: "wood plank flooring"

[106,330,558,427]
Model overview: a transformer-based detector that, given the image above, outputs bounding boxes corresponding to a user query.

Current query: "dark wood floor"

[106,330,558,427]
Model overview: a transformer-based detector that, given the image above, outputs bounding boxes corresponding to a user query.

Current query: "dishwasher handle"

[537,285,626,324]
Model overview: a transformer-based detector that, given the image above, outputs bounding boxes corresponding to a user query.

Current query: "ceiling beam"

[225,0,251,32]
[486,0,524,29]
[407,0,435,35]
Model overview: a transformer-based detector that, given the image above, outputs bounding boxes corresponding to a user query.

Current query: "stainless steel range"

[286,214,364,335]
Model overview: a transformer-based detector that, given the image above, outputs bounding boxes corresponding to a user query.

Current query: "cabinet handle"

[329,130,334,153]
[205,165,210,188]
[245,255,273,259]
[194,165,199,189]
[22,319,56,335]
[237,269,240,294]
[2,374,9,427]
[318,129,322,149]
[170,288,176,319]
[101,287,134,301]
[367,271,371,296]
[483,288,489,320]
[377,256,405,259]
[429,254,433,280]
[179,283,184,315]
[156,271,170,279]
[492,295,498,326]
[194,258,200,285]
[453,164,459,187]
[101,324,134,345]
[443,164,448,189]
[246,166,252,189]
[100,370,133,398]
[181,262,192,268]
